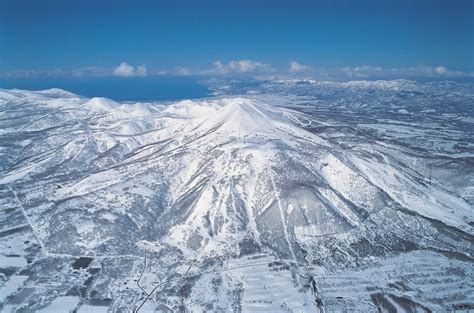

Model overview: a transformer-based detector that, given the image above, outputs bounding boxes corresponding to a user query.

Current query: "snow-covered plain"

[0,80,473,312]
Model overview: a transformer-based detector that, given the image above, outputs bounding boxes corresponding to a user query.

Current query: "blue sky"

[0,0,473,79]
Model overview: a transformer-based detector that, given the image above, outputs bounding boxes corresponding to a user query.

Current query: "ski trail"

[268,167,297,263]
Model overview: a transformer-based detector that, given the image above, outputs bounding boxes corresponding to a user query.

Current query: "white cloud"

[434,66,448,74]
[174,66,193,76]
[2,62,472,80]
[289,61,313,73]
[113,62,134,76]
[135,65,147,76]
[335,65,471,79]
[341,65,383,78]
[228,60,271,73]
[213,61,225,69]
[166,60,273,76]
[71,66,110,77]
[0,67,111,78]
[208,60,273,75]
[113,62,147,77]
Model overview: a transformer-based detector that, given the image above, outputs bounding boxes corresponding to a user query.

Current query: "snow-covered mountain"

[1,82,473,312]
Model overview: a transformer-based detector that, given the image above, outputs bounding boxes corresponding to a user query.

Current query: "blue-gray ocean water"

[0,76,211,101]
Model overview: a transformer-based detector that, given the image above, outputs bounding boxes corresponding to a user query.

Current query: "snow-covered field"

[0,79,473,312]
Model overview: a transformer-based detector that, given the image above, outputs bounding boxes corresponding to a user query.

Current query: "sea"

[0,76,211,101]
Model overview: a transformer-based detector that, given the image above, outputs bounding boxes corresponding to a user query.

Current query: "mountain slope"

[0,87,473,312]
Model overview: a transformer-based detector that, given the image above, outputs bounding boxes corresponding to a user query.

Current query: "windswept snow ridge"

[0,83,473,312]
